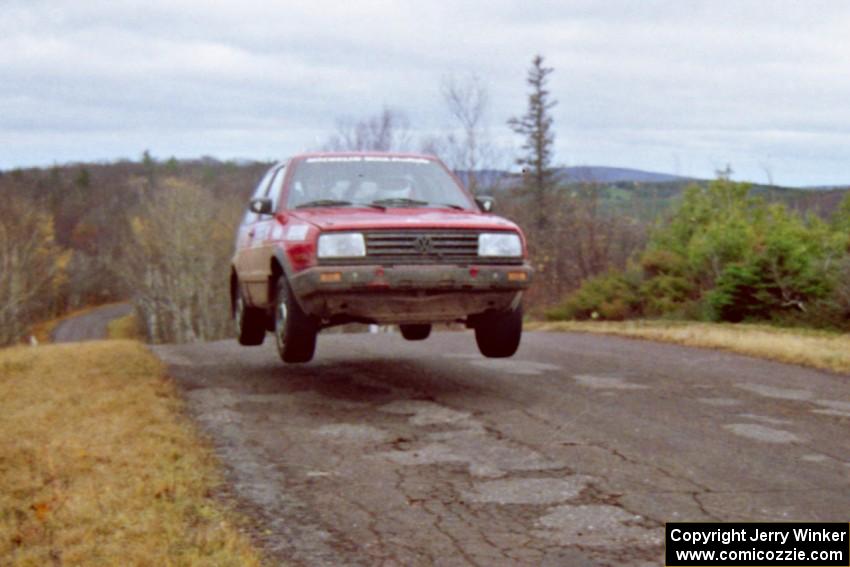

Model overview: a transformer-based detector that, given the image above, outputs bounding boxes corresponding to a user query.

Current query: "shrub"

[640,274,695,316]
[706,263,768,322]
[640,248,687,278]
[546,178,850,329]
[546,270,642,321]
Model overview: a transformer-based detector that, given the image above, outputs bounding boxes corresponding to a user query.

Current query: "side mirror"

[475,195,495,213]
[249,197,273,215]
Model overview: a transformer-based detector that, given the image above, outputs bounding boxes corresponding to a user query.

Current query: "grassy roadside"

[0,340,263,566]
[529,319,850,375]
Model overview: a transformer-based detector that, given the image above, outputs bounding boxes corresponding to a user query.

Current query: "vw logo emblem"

[414,235,434,254]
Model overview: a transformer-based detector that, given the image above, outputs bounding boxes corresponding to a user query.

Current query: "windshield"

[286,156,474,210]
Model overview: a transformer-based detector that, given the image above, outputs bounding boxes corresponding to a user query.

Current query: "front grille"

[320,230,522,265]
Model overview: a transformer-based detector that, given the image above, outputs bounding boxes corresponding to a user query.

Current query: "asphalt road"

[51,303,133,342]
[153,331,850,567]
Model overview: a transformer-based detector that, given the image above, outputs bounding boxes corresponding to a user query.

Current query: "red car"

[230,152,533,363]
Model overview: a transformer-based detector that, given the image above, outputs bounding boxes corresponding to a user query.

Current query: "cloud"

[2,0,850,185]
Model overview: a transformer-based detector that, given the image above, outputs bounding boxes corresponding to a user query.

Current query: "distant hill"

[801,184,850,191]
[470,165,850,190]
[459,166,695,188]
[557,166,694,184]
[460,166,849,223]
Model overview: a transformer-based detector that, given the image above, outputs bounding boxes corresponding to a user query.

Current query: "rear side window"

[243,165,281,224]
[264,166,286,212]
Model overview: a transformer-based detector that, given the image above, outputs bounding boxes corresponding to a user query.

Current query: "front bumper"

[290,263,532,324]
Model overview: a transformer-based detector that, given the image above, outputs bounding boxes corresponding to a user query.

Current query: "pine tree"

[508,55,558,230]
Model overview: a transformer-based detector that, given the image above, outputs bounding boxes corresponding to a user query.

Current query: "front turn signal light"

[320,272,342,283]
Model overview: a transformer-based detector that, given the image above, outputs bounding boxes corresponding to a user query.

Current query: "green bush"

[640,274,695,316]
[547,178,850,329]
[546,271,642,321]
[706,263,768,322]
[640,180,844,324]
[640,248,687,278]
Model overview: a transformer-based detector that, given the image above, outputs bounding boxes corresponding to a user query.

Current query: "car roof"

[290,151,439,161]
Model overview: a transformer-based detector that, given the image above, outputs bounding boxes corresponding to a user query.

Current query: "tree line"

[0,158,263,345]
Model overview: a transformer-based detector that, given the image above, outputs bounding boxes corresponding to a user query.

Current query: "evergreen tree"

[508,54,558,230]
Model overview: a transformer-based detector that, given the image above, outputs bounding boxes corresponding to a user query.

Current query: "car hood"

[291,207,521,232]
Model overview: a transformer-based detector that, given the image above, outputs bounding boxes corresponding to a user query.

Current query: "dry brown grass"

[530,320,850,375]
[0,341,264,566]
[106,312,141,340]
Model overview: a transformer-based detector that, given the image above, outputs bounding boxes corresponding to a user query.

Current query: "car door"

[240,164,287,305]
[234,166,278,302]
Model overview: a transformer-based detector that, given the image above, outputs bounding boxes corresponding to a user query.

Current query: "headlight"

[317,233,366,258]
[478,232,522,257]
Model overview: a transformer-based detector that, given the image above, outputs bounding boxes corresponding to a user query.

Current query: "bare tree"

[324,106,412,152]
[0,197,65,345]
[569,184,647,280]
[117,177,240,343]
[440,73,492,194]
[504,183,648,307]
[759,161,774,186]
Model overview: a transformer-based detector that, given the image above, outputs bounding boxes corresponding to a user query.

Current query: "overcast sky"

[2,1,850,186]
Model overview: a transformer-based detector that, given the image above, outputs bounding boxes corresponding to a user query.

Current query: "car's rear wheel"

[274,276,318,363]
[234,282,266,346]
[399,323,431,341]
[474,304,523,358]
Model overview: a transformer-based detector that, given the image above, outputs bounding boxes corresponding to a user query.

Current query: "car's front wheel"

[274,276,318,363]
[474,304,523,358]
[234,282,266,346]
[399,323,431,341]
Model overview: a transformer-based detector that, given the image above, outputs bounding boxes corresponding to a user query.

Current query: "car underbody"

[290,263,530,325]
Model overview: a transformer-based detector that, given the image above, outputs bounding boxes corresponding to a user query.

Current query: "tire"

[474,304,523,358]
[234,282,266,346]
[399,323,431,341]
[274,276,318,363]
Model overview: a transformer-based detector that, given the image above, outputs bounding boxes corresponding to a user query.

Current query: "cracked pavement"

[154,331,850,566]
